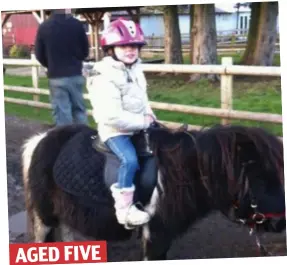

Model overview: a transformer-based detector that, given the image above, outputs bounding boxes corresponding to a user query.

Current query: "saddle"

[92,128,158,206]
[52,125,158,208]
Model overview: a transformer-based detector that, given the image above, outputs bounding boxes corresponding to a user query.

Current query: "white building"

[139,7,251,37]
[79,4,279,45]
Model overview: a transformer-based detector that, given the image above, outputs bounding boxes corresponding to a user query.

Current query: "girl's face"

[114,45,139,64]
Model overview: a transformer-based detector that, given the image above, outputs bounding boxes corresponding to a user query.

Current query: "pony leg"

[42,223,75,242]
[141,172,171,260]
[59,224,76,242]
[26,209,34,242]
[33,210,52,243]
[141,223,172,261]
[142,224,150,260]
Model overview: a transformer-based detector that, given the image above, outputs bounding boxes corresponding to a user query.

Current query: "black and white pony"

[21,122,286,260]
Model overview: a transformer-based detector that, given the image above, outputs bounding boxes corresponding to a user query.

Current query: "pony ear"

[150,121,166,129]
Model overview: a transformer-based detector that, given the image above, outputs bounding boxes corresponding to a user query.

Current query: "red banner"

[9,241,107,265]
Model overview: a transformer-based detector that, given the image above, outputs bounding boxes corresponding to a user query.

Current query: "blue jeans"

[105,135,139,188]
[49,75,88,126]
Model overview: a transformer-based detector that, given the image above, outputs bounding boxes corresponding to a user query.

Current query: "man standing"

[34,8,89,126]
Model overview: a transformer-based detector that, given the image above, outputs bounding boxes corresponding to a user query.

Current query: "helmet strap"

[107,47,139,67]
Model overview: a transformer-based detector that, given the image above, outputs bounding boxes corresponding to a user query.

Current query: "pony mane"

[148,125,202,224]
[194,124,284,215]
[148,123,284,225]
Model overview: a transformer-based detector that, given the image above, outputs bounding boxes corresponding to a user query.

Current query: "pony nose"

[270,217,286,232]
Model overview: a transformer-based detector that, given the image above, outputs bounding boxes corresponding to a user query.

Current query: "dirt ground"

[5,114,287,261]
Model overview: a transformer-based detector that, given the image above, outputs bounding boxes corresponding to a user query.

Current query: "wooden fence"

[3,54,282,133]
[144,31,280,49]
[141,46,280,55]
[90,43,280,59]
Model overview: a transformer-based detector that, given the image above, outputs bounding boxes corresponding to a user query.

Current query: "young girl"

[87,18,156,229]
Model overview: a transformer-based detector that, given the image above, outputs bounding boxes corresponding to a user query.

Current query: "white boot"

[110,183,150,229]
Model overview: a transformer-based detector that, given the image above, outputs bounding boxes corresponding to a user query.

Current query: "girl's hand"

[144,114,154,124]
[144,114,156,129]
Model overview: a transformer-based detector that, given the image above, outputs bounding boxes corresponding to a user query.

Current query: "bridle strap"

[232,161,285,257]
[182,131,285,257]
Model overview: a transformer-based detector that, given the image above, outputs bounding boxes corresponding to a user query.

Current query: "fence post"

[220,57,233,125]
[31,52,39,113]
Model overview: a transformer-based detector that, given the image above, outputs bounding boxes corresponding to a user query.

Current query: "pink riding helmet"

[100,17,146,49]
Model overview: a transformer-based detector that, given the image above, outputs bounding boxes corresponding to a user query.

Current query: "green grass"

[147,76,282,135]
[3,52,282,136]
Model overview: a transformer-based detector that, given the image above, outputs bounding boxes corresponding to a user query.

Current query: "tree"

[163,5,183,64]
[240,1,278,66]
[141,5,183,64]
[189,4,218,82]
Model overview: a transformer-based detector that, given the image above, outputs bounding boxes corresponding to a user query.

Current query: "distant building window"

[240,15,248,29]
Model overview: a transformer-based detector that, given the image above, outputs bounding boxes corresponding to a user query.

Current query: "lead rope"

[249,225,273,256]
[245,179,273,256]
[230,161,274,257]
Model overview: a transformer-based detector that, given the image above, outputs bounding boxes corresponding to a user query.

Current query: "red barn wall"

[2,14,39,47]
[2,13,94,57]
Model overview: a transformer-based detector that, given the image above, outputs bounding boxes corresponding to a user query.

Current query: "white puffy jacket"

[86,56,156,142]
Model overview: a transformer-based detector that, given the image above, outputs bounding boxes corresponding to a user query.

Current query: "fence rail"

[4,85,282,125]
[141,47,280,55]
[3,55,282,133]
[90,43,280,57]
[144,31,280,48]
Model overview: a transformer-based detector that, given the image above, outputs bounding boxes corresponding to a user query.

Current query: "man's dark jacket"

[34,13,89,78]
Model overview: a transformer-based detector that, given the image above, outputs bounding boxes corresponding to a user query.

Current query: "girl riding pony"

[87,18,156,229]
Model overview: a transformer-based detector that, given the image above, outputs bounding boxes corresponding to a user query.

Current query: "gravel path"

[5,115,286,261]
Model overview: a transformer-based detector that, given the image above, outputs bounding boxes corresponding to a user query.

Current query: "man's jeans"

[105,135,140,188]
[49,75,88,126]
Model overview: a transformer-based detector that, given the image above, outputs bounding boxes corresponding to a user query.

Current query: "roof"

[75,6,142,15]
[215,7,230,13]
[1,5,232,16]
[215,3,251,13]
[1,7,142,15]
[135,5,232,14]
[1,10,45,14]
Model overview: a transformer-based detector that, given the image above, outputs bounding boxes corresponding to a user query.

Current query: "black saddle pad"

[53,129,114,206]
[53,128,158,207]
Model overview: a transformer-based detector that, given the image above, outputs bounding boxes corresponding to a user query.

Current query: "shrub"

[9,44,30,58]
